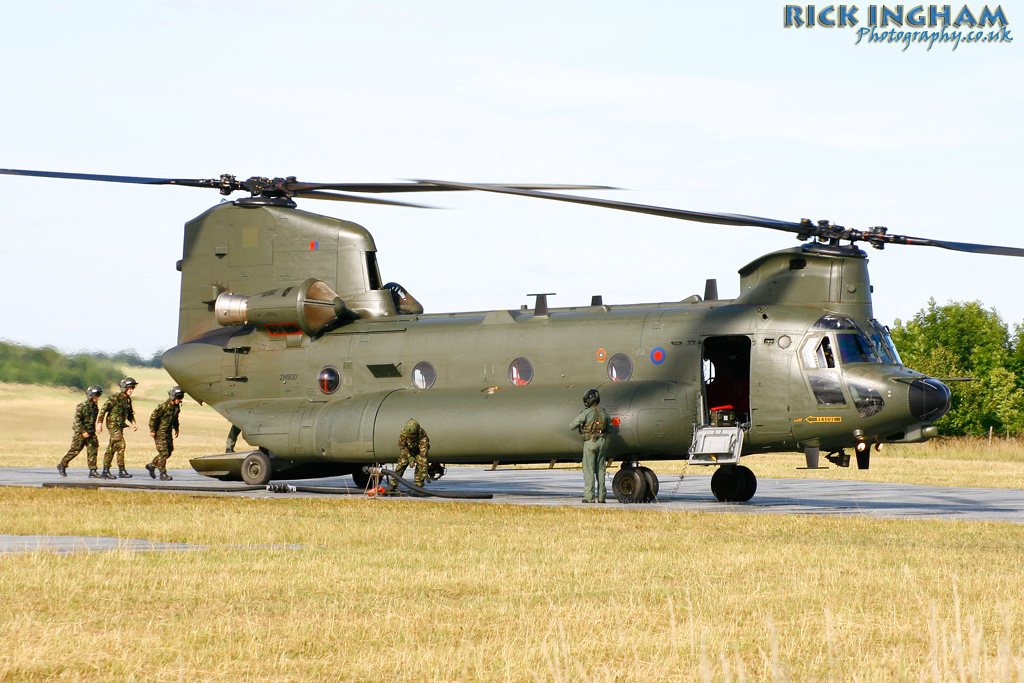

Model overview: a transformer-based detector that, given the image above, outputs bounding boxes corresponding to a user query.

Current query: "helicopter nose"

[908,379,951,422]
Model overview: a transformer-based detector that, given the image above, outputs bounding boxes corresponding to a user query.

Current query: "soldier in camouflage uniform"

[147,386,183,481]
[569,389,611,503]
[98,377,138,479]
[57,385,104,477]
[389,418,430,491]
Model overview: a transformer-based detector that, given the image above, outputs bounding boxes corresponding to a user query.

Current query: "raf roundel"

[650,347,666,365]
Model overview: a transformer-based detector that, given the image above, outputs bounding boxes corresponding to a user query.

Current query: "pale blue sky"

[1,0,1020,355]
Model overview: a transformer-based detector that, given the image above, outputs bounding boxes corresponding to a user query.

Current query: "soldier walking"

[147,386,183,481]
[570,389,610,503]
[57,385,104,477]
[98,377,138,479]
[388,418,430,492]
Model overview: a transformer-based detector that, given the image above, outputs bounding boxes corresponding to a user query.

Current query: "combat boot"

[118,467,133,479]
[100,467,117,480]
[145,463,156,479]
[88,468,100,478]
[57,463,67,477]
[159,471,173,481]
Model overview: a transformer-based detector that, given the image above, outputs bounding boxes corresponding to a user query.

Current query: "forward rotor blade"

[419,179,1024,258]
[0,167,216,189]
[415,179,807,233]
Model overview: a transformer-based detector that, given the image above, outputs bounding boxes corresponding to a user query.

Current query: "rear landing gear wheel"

[638,466,659,502]
[351,466,373,490]
[612,467,648,504]
[241,451,272,486]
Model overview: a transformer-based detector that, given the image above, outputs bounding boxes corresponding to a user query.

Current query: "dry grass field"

[0,368,252,471]
[2,376,1024,680]
[1,488,1023,681]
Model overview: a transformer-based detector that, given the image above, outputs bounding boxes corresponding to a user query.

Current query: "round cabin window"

[607,353,633,381]
[508,357,534,386]
[412,361,436,389]
[318,367,340,394]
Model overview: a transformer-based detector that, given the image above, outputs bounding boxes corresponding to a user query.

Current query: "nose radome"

[909,379,951,422]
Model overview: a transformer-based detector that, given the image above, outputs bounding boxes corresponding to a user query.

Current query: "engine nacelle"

[214,277,355,336]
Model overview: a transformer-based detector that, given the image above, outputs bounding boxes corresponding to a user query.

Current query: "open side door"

[689,335,751,465]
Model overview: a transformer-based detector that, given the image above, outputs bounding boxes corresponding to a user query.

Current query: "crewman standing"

[57,385,104,478]
[98,377,138,479]
[570,389,611,503]
[389,418,430,491]
[147,386,183,481]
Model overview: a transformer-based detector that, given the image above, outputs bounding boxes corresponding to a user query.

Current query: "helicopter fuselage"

[159,199,951,497]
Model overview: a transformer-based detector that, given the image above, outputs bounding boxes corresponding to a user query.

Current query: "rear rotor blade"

[291,191,437,208]
[415,179,808,233]
[288,181,617,194]
[0,167,218,189]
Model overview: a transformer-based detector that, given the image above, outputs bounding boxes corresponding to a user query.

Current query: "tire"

[351,466,372,489]
[736,465,757,502]
[639,467,660,502]
[711,466,744,502]
[612,467,648,504]
[241,451,272,486]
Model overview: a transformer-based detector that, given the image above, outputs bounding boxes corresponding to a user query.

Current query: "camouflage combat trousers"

[103,425,127,469]
[151,433,174,472]
[61,433,99,469]
[394,449,428,487]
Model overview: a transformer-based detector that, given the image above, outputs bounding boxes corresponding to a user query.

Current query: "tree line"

[890,299,1024,437]
[0,342,163,392]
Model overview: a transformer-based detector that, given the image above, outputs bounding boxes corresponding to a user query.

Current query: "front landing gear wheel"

[737,465,757,502]
[711,465,757,502]
[612,467,648,504]
[241,451,272,486]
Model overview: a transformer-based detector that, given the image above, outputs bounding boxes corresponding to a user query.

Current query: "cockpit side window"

[801,335,836,369]
[365,252,382,290]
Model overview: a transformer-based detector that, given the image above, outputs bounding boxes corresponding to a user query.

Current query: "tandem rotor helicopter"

[5,167,1024,503]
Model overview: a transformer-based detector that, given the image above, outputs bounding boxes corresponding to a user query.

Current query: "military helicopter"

[5,167,1023,503]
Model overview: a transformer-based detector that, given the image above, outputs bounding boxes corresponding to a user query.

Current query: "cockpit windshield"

[868,319,903,365]
[835,332,879,364]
